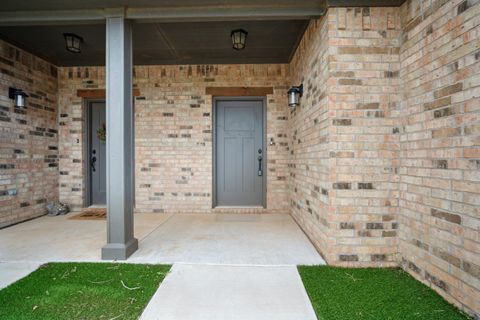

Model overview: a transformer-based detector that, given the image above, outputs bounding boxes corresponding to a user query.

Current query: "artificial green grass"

[0,262,171,320]
[298,266,471,320]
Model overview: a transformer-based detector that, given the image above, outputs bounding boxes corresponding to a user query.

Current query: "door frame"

[212,96,267,208]
[83,99,105,207]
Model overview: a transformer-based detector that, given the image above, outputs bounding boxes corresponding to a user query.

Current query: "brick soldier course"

[0,0,479,317]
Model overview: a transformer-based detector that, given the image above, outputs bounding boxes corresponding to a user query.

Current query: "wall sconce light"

[231,29,248,50]
[9,87,28,108]
[287,84,303,108]
[63,33,83,53]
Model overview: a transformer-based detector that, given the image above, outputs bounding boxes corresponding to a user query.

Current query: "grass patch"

[298,266,471,320]
[0,262,170,320]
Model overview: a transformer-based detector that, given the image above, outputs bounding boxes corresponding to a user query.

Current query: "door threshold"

[214,206,265,209]
[88,205,106,208]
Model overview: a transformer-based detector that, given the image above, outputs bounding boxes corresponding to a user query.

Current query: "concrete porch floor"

[128,213,324,265]
[0,212,323,265]
[0,212,324,287]
[0,212,170,263]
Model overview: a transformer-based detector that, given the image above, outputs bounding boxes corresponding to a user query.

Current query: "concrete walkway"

[0,262,41,289]
[140,264,317,320]
[0,213,324,319]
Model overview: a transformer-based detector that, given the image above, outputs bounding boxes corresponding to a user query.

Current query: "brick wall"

[289,17,332,262]
[57,65,291,213]
[327,7,402,266]
[399,0,480,315]
[289,2,479,314]
[289,8,402,267]
[0,40,58,227]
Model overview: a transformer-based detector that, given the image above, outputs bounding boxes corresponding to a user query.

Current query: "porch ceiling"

[0,1,318,11]
[0,20,309,66]
[0,0,405,66]
[0,0,405,12]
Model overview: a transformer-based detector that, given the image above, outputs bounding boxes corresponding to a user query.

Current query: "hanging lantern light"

[287,84,303,108]
[9,87,28,108]
[63,33,83,53]
[230,29,248,51]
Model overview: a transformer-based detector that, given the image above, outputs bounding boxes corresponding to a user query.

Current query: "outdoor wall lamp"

[9,87,28,108]
[287,84,303,108]
[63,33,83,53]
[231,29,248,50]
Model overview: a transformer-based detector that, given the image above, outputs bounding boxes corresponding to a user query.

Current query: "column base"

[101,238,138,260]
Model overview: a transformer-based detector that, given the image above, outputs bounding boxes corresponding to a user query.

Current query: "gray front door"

[215,99,264,206]
[89,102,106,205]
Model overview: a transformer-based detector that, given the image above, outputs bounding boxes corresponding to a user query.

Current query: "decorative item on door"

[96,123,106,142]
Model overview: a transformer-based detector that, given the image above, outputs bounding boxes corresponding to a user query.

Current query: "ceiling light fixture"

[63,33,83,53]
[231,29,248,51]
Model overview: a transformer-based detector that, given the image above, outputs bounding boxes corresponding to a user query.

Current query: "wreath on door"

[97,123,106,142]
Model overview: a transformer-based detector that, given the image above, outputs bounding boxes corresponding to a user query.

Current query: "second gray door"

[89,102,106,205]
[215,99,264,206]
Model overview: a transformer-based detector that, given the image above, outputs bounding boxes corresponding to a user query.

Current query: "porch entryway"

[0,2,323,260]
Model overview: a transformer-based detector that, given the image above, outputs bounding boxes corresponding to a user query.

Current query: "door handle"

[91,156,97,172]
[258,155,263,176]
